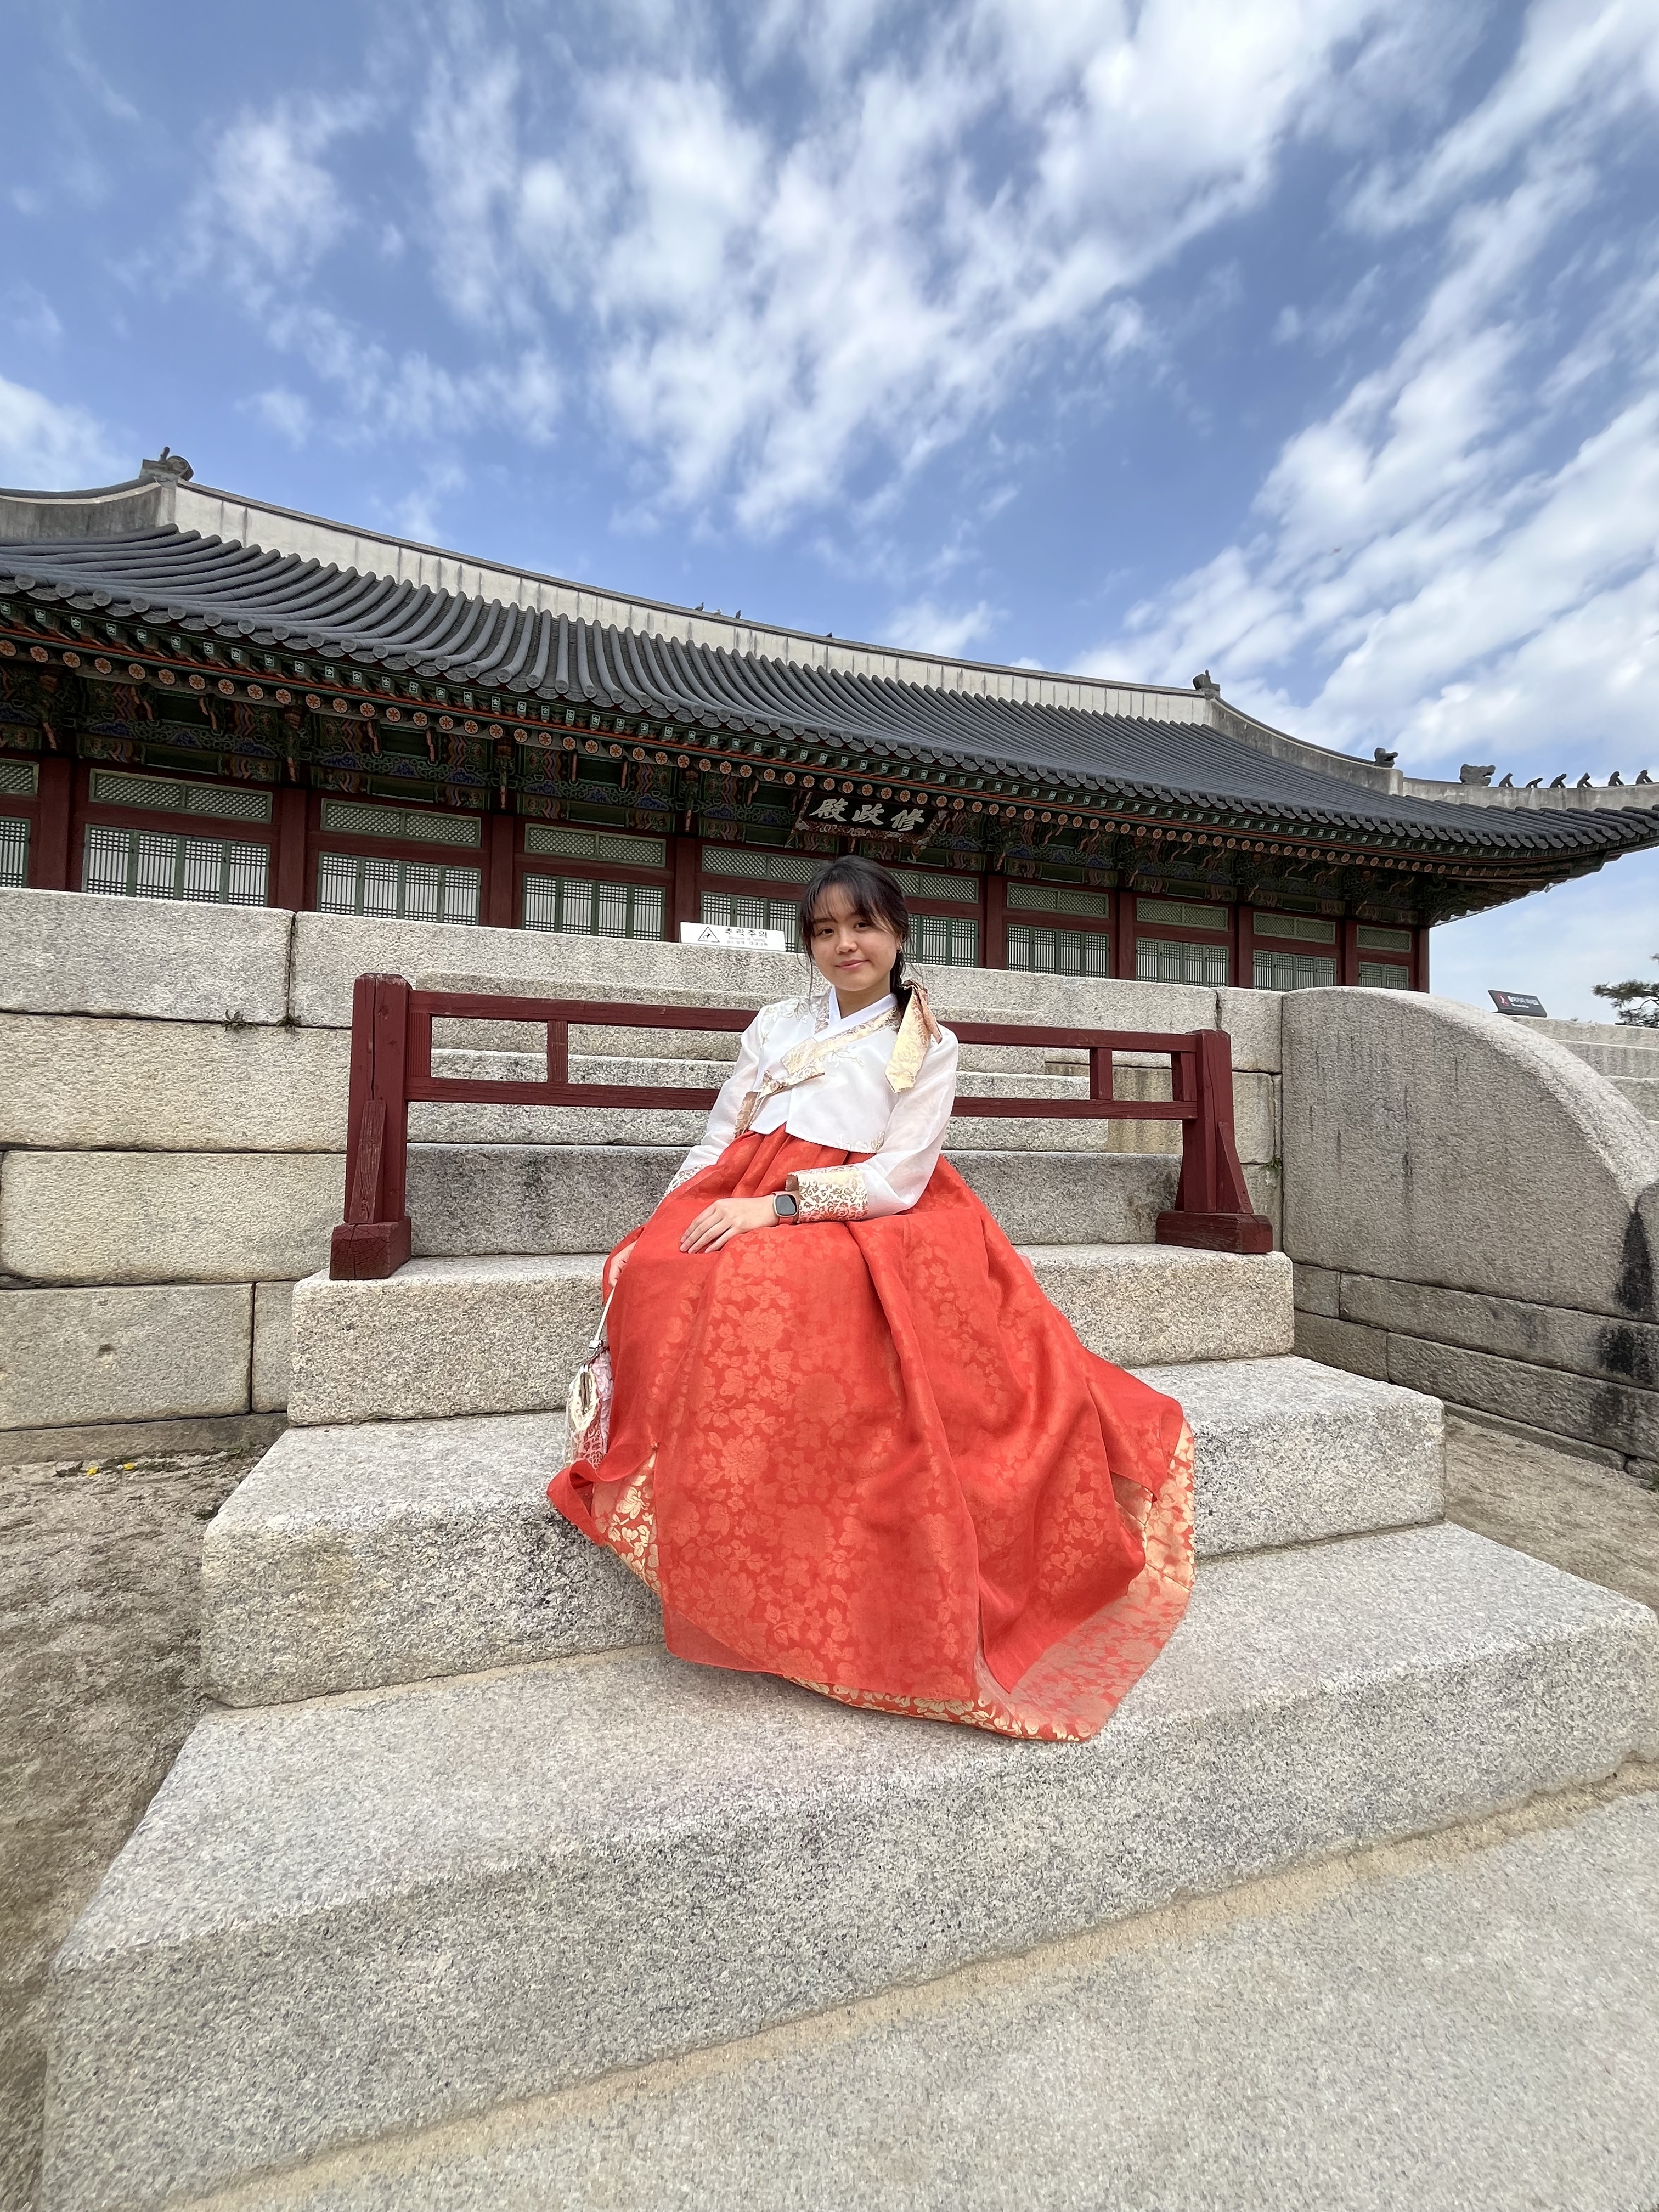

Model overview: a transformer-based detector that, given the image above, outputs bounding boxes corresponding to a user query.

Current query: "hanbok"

[549,983,1194,1741]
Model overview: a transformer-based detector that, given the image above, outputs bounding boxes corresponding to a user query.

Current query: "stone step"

[1545,1036,1659,1080]
[202,1357,1443,1706]
[408,1104,1200,1157]
[565,1052,1103,1096]
[427,1024,1175,1076]
[1611,1073,1659,1122]
[403,1143,1183,1256]
[410,1047,1274,1160]
[167,1789,1659,2212]
[286,1246,1295,1426]
[44,1526,1659,2211]
[476,1047,1169,1102]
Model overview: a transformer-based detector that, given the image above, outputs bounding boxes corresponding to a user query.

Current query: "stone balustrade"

[1284,990,1659,1480]
[0,887,1283,1460]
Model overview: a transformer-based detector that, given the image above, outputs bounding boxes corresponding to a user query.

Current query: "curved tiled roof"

[3,524,1655,861]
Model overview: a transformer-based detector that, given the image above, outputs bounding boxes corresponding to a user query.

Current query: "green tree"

[1594,955,1659,1027]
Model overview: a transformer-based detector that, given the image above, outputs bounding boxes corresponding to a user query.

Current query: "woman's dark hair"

[798,855,914,1009]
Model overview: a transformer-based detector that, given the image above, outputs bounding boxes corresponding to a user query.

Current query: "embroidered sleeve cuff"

[785,1166,870,1222]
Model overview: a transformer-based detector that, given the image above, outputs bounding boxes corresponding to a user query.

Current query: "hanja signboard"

[680,922,793,951]
[797,793,933,833]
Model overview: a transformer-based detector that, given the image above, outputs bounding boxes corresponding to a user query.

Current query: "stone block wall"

[0,888,1282,1460]
[0,896,343,1458]
[1283,990,1659,1478]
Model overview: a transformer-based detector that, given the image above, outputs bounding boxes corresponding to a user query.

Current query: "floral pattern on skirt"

[549,1127,1194,1741]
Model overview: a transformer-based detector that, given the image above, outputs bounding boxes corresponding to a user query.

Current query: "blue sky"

[3,0,1658,1018]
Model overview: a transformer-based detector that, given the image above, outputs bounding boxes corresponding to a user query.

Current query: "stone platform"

[178,1786,1659,2212]
[45,1528,1659,2209]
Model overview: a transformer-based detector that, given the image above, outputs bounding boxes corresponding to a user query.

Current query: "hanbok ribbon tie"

[733,1001,903,1138]
[885,981,941,1096]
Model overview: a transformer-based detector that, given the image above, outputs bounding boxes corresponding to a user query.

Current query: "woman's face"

[807,885,904,1005]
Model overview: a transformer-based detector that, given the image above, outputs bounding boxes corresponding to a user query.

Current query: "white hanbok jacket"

[669,987,960,1221]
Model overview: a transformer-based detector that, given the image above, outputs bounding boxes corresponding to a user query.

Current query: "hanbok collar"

[825,989,895,1034]
[736,994,903,1136]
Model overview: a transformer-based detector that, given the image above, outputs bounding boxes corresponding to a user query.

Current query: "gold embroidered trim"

[786,1165,870,1222]
[783,1673,1087,1740]
[885,981,943,1095]
[599,1453,663,1596]
[735,1004,900,1137]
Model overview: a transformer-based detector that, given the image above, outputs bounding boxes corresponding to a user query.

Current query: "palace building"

[4,452,1656,994]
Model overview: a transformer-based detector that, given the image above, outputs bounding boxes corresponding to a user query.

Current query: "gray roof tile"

[3,524,1655,862]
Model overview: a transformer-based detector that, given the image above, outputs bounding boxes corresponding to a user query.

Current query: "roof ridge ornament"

[139,448,194,483]
[1191,669,1221,699]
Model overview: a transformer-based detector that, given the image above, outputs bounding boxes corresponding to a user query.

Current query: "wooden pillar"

[1339,916,1360,989]
[1113,888,1138,979]
[483,812,516,929]
[671,833,701,935]
[31,755,72,889]
[1415,926,1431,993]
[1229,901,1244,991]
[272,786,308,912]
[982,871,1007,969]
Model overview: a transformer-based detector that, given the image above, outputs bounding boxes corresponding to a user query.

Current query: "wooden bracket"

[1154,1209,1274,1256]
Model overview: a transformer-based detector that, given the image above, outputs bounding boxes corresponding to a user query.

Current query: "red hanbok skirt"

[549,1128,1194,1741]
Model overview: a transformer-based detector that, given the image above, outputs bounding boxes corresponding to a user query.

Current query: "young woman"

[549,856,1194,1742]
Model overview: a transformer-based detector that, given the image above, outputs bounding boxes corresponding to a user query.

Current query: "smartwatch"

[772,1192,800,1222]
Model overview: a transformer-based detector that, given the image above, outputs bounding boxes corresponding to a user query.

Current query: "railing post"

[329,973,414,1280]
[1171,1042,1209,1210]
[1088,1043,1111,1108]
[1156,1029,1273,1255]
[375,974,411,1231]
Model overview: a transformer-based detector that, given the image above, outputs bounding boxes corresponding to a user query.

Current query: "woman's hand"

[680,1195,785,1254]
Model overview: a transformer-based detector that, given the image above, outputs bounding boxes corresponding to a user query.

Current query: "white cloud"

[1081,0,1659,778]
[887,596,997,656]
[1350,0,1659,230]
[188,97,366,284]
[228,284,562,453]
[402,0,1438,531]
[180,74,563,458]
[1272,266,1385,353]
[415,49,528,331]
[385,458,467,547]
[4,284,63,346]
[0,374,120,488]
[251,387,312,444]
[60,30,140,126]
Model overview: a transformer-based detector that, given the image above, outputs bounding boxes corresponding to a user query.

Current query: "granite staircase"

[1521,1015,1659,1126]
[41,1017,1659,2212]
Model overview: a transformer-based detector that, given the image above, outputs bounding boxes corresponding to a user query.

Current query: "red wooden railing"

[330,974,1272,1278]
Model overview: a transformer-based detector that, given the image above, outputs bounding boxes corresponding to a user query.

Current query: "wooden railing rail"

[330,975,1271,1279]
